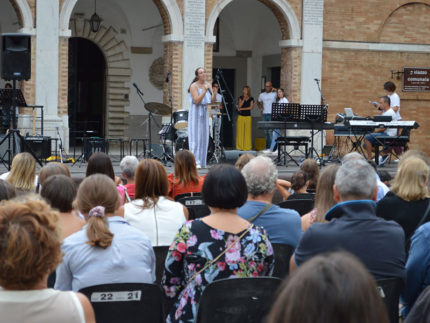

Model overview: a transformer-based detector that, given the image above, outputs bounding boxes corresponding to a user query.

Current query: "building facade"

[0,0,429,155]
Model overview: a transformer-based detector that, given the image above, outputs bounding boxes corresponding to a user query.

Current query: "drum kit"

[147,101,223,164]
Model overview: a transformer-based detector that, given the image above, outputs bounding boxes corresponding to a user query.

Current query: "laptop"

[344,107,354,119]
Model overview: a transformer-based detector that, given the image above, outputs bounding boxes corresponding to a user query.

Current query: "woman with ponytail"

[55,174,155,292]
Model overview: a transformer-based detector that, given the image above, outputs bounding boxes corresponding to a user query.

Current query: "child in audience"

[4,152,37,195]
[55,174,155,291]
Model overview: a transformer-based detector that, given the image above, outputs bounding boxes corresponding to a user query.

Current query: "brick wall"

[163,41,183,110]
[322,49,430,155]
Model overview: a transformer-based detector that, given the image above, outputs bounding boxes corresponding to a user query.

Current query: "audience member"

[41,174,84,240]
[168,150,205,199]
[0,179,16,201]
[399,149,430,167]
[377,169,392,187]
[124,159,187,246]
[301,164,339,231]
[55,174,155,291]
[36,162,71,193]
[377,157,430,246]
[119,155,138,199]
[234,153,255,171]
[300,158,319,192]
[402,215,430,317]
[163,164,274,323]
[293,158,405,280]
[342,152,389,201]
[0,198,95,323]
[86,152,128,203]
[4,152,36,195]
[267,251,389,323]
[287,170,310,200]
[238,156,301,247]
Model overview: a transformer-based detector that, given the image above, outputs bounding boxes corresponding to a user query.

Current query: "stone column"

[182,0,206,109]
[33,0,62,138]
[300,0,324,104]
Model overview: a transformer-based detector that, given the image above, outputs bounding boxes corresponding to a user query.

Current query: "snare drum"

[158,124,176,141]
[173,110,189,130]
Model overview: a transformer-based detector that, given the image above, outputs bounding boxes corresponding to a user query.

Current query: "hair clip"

[88,206,105,218]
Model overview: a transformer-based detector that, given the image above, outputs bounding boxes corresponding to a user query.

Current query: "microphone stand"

[56,126,64,163]
[133,83,153,158]
[215,68,232,122]
[166,73,174,162]
[315,78,329,166]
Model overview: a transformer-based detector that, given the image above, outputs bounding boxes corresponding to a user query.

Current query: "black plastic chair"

[174,192,202,202]
[377,277,404,323]
[177,196,210,219]
[404,285,430,323]
[79,283,164,323]
[196,277,282,323]
[278,198,314,216]
[47,271,56,288]
[271,243,295,279]
[153,246,169,285]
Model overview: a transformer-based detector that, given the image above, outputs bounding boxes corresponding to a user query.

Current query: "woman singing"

[188,68,216,168]
[236,86,254,151]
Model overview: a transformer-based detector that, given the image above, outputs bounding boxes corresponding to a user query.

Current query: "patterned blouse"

[162,219,274,323]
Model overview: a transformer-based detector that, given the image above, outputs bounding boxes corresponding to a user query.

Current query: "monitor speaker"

[1,33,31,81]
[23,136,51,159]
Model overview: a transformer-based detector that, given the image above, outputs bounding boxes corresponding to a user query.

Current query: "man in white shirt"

[257,82,277,149]
[384,81,401,121]
[363,95,397,160]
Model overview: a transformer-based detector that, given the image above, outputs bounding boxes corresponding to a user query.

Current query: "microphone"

[165,71,170,83]
[314,78,320,82]
[133,82,143,95]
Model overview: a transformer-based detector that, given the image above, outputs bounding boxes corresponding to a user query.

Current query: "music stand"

[300,104,327,163]
[0,82,43,169]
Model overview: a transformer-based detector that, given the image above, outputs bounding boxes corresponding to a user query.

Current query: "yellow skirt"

[236,115,252,151]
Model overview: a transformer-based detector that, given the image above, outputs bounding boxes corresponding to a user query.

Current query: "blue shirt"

[402,222,430,317]
[55,216,156,292]
[238,201,302,247]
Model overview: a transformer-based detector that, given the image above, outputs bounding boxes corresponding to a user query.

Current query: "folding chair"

[377,277,404,323]
[176,196,210,219]
[278,198,315,216]
[271,243,295,279]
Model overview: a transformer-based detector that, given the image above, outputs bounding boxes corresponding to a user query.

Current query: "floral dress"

[162,219,274,323]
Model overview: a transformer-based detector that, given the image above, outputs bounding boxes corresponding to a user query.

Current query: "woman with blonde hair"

[55,174,155,291]
[236,85,254,151]
[0,198,95,323]
[377,157,430,244]
[301,164,339,231]
[124,159,187,246]
[168,150,205,199]
[5,152,36,194]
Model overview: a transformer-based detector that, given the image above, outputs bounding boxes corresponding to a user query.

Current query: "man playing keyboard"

[363,95,397,160]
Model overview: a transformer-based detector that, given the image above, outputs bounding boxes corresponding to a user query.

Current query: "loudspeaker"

[1,33,31,81]
[23,136,51,159]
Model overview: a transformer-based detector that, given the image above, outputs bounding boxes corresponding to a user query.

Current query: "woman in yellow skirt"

[236,86,254,151]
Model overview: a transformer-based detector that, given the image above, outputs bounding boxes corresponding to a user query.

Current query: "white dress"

[188,88,212,167]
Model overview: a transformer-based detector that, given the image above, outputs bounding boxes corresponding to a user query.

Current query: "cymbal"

[145,102,171,116]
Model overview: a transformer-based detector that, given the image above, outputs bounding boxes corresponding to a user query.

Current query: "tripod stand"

[0,80,42,169]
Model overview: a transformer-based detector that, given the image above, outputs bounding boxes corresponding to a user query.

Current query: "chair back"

[174,192,202,201]
[278,199,314,216]
[153,246,169,285]
[177,196,210,219]
[404,285,430,323]
[271,243,295,279]
[79,283,164,323]
[196,277,282,323]
[377,277,404,323]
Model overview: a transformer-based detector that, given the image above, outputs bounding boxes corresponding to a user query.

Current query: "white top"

[278,97,289,104]
[55,216,156,292]
[124,196,186,246]
[258,91,277,114]
[388,92,401,120]
[0,172,38,187]
[0,288,84,323]
[383,108,398,136]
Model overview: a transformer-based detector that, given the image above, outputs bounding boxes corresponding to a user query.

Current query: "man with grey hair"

[120,155,139,199]
[292,158,405,280]
[238,156,302,247]
[342,152,389,201]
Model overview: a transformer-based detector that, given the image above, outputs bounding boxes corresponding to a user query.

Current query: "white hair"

[241,156,278,196]
[341,152,365,164]
[119,156,139,179]
[335,159,377,199]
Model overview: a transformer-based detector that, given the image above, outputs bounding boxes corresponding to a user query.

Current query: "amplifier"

[23,136,51,159]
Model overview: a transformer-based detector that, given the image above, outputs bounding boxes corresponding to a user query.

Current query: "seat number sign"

[91,290,142,302]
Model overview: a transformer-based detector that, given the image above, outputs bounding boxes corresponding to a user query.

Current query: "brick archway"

[66,18,131,138]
